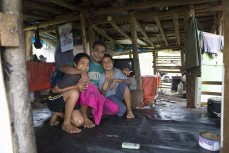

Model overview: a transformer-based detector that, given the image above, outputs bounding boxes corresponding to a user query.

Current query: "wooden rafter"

[109,21,132,41]
[48,0,84,12]
[173,14,181,46]
[92,25,123,48]
[136,20,155,48]
[22,1,66,14]
[155,17,168,47]
[211,11,223,34]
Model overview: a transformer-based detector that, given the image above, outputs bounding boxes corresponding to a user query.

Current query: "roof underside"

[22,0,223,54]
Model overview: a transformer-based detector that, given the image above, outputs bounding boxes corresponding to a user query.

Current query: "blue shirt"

[99,68,127,97]
[88,59,104,88]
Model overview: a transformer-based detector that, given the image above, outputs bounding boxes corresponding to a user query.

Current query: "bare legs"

[81,105,95,128]
[123,87,135,118]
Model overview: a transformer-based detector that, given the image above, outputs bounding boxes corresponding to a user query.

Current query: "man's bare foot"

[62,123,81,133]
[127,110,135,119]
[50,112,63,126]
[83,117,95,128]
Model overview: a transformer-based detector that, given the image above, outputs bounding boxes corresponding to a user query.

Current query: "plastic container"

[199,131,220,151]
[207,97,221,118]
[171,76,182,91]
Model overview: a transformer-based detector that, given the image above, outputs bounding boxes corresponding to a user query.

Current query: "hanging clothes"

[199,31,224,55]
[184,16,202,77]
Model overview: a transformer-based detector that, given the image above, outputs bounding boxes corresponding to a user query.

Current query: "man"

[61,40,106,128]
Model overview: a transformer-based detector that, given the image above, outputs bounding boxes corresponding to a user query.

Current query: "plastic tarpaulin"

[142,75,160,105]
[27,62,55,91]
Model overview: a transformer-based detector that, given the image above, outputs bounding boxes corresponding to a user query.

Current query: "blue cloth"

[107,83,127,117]
[88,58,104,88]
[98,68,128,97]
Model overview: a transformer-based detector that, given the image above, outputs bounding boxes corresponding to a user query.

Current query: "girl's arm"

[109,78,131,90]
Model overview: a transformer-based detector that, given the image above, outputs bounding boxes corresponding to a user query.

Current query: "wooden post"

[88,25,95,55]
[153,50,157,75]
[129,50,132,59]
[80,13,87,53]
[129,12,143,106]
[222,0,229,152]
[25,31,33,61]
[1,0,37,153]
[185,5,196,108]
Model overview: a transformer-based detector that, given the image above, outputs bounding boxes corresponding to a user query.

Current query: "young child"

[46,53,90,133]
[98,54,135,118]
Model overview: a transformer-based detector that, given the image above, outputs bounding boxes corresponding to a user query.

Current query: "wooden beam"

[23,13,48,20]
[136,20,155,48]
[222,0,229,152]
[48,0,84,12]
[1,0,37,152]
[109,21,132,41]
[80,13,87,52]
[211,11,223,34]
[24,31,33,61]
[88,26,95,55]
[153,50,157,74]
[86,0,218,17]
[173,14,181,46]
[155,17,169,47]
[23,0,66,14]
[92,25,123,48]
[201,91,221,96]
[202,81,222,85]
[24,1,219,31]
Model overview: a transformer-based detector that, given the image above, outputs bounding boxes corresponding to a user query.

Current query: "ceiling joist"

[155,17,169,47]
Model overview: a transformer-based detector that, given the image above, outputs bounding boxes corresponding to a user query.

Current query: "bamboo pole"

[80,13,87,53]
[1,0,37,153]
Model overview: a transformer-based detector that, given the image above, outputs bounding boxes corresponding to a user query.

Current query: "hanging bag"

[34,26,43,49]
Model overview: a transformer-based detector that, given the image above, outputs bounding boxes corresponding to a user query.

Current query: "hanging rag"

[184,16,202,77]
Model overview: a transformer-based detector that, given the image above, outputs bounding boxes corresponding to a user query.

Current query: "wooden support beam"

[153,51,157,75]
[129,12,143,106]
[24,31,33,61]
[222,0,229,152]
[202,81,222,85]
[173,14,181,46]
[80,13,87,52]
[136,20,155,48]
[211,11,223,34]
[23,13,48,20]
[109,21,132,41]
[1,0,37,152]
[180,47,185,71]
[155,17,169,47]
[92,25,123,48]
[88,26,95,55]
[48,0,84,12]
[23,0,66,14]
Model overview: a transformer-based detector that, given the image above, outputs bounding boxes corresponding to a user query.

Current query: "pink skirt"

[78,83,119,125]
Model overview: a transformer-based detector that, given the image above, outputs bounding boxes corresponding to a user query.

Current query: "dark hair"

[92,40,107,51]
[74,53,90,65]
[102,53,113,62]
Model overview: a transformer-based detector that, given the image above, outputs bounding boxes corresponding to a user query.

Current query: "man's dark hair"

[92,40,107,51]
[74,53,90,65]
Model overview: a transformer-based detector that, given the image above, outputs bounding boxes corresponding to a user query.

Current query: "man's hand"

[76,82,87,92]
[80,71,89,85]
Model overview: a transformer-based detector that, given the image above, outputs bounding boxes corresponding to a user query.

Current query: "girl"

[99,54,135,118]
[46,53,90,133]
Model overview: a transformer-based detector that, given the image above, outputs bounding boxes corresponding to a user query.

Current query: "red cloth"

[142,75,160,105]
[27,62,55,91]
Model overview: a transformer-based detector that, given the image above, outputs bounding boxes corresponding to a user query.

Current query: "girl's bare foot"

[83,117,95,128]
[62,123,81,133]
[50,112,63,126]
[127,110,135,119]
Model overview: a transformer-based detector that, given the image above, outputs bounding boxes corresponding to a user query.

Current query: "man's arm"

[60,64,82,74]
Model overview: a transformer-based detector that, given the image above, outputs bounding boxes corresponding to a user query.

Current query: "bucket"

[207,97,221,118]
[171,76,182,91]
